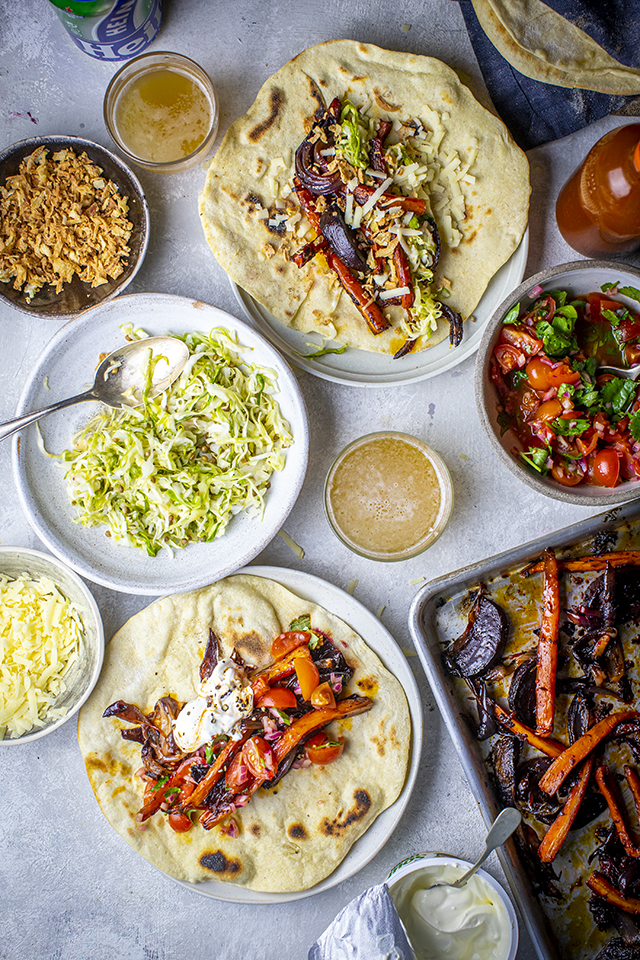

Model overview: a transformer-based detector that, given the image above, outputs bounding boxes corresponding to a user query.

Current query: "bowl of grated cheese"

[0,546,104,744]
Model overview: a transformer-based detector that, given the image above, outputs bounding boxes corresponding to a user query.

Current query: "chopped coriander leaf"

[497,411,511,437]
[275,710,291,725]
[547,289,568,308]
[511,369,529,388]
[630,411,640,442]
[555,304,578,321]
[521,446,550,474]
[601,281,619,293]
[619,286,640,303]
[290,614,311,631]
[152,775,170,791]
[603,308,630,328]
[502,302,520,325]
[536,314,578,358]
[600,377,637,416]
[550,417,590,437]
[572,356,598,382]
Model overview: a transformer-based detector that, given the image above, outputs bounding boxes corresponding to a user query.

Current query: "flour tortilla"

[199,39,529,355]
[471,0,640,94]
[78,575,411,892]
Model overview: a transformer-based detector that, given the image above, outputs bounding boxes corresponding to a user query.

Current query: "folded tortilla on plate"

[199,39,530,355]
[78,575,411,892]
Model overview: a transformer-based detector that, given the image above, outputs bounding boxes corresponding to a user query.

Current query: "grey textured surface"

[1,1,638,958]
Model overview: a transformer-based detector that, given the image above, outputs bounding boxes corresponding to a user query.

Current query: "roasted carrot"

[352,183,427,214]
[522,550,640,577]
[596,763,640,858]
[273,695,372,764]
[538,756,594,863]
[626,765,640,820]
[536,549,560,737]
[136,754,206,822]
[539,710,640,796]
[494,703,564,758]
[587,873,640,914]
[325,249,389,334]
[177,726,253,814]
[393,245,414,310]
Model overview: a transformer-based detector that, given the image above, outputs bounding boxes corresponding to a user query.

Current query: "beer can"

[48,0,163,61]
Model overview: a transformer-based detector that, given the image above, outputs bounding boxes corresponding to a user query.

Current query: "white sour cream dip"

[172,658,254,750]
[390,863,512,960]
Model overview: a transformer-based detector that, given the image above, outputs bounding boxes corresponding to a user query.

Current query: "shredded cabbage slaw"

[54,328,293,557]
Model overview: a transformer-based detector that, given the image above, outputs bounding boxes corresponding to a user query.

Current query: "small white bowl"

[387,853,518,960]
[0,546,104,745]
[475,259,640,506]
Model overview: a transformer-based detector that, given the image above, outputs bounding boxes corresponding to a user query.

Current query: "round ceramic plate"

[231,230,529,387]
[12,294,309,595]
[166,565,423,903]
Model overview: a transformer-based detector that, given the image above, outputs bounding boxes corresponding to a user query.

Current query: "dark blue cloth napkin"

[458,0,640,149]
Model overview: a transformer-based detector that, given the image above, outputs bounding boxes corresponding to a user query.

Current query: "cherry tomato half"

[225,751,251,790]
[256,686,298,710]
[271,630,311,660]
[500,325,543,356]
[494,343,523,374]
[306,732,345,765]
[593,448,621,488]
[526,357,581,392]
[168,811,193,833]
[310,682,336,709]
[295,656,320,701]
[534,399,563,422]
[242,736,277,780]
[551,459,584,487]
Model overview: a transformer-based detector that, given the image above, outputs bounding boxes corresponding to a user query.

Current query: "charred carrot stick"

[538,756,594,863]
[352,183,427,214]
[136,754,206,822]
[494,703,564,758]
[536,549,560,737]
[522,550,640,577]
[626,765,640,820]
[587,873,640,914]
[393,245,414,310]
[325,249,389,335]
[596,763,640,858]
[539,710,640,796]
[177,726,253,814]
[292,234,328,267]
[273,695,372,764]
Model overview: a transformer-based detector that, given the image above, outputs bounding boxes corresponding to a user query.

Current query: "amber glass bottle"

[555,124,640,257]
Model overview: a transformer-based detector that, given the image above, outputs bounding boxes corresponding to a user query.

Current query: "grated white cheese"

[0,573,84,740]
[379,286,411,300]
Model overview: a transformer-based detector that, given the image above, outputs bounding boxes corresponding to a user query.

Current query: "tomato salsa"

[490,283,640,488]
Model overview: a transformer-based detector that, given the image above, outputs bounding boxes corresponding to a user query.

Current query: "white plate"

[167,565,423,903]
[12,294,309,595]
[231,229,529,387]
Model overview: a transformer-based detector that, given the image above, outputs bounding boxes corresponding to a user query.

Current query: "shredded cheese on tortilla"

[0,574,84,740]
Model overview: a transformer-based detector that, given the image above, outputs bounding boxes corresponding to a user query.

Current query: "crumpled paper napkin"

[308,883,417,960]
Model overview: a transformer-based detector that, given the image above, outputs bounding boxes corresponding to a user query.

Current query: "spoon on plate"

[0,336,190,443]
[428,807,522,891]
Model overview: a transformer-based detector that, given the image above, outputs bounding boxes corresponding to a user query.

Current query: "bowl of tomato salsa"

[475,260,640,504]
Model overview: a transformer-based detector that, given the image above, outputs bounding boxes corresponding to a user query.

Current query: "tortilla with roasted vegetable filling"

[199,39,530,356]
[77,575,411,892]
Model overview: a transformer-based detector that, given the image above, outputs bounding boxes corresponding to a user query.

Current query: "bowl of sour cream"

[387,854,518,960]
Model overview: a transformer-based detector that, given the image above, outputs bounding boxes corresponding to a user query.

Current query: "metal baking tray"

[408,500,640,960]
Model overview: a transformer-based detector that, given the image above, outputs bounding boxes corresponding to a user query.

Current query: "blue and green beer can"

[48,0,162,61]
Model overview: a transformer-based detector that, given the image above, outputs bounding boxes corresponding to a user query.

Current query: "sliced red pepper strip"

[325,249,389,335]
[177,726,253,814]
[273,695,373,765]
[538,756,594,863]
[393,245,414,310]
[494,703,564,758]
[596,764,640,858]
[587,873,640,914]
[539,710,640,796]
[522,550,640,577]
[250,645,313,701]
[536,549,560,737]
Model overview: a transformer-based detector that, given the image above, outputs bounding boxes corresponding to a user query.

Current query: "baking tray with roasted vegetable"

[409,501,640,960]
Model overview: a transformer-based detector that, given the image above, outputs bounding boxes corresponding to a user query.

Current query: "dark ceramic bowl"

[0,135,149,319]
[475,260,640,506]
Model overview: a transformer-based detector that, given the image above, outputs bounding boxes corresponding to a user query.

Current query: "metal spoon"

[429,808,522,890]
[0,336,190,443]
[598,363,640,380]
